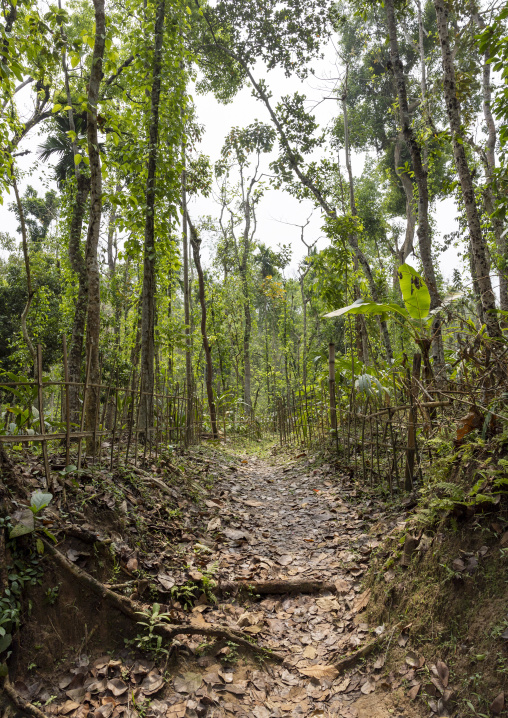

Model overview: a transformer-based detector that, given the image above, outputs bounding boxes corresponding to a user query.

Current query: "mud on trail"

[4,446,423,718]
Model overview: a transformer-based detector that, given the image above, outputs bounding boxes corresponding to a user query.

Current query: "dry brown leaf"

[491,692,505,715]
[302,646,316,659]
[173,672,202,694]
[316,597,341,612]
[408,683,421,700]
[141,670,163,695]
[298,665,339,680]
[107,680,128,697]
[436,660,449,688]
[405,651,425,669]
[353,589,371,613]
[334,578,349,595]
[59,701,80,715]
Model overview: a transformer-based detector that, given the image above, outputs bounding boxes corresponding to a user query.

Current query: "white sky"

[1,41,463,288]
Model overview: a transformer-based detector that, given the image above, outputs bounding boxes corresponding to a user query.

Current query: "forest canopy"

[0,0,507,438]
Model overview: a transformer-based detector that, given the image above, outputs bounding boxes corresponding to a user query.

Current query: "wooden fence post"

[37,344,51,489]
[62,335,71,467]
[328,343,337,437]
[404,352,422,490]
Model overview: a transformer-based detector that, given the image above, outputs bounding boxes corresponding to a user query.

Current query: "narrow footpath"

[166,452,422,718]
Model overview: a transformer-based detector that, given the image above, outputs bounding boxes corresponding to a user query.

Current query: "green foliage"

[125,603,172,659]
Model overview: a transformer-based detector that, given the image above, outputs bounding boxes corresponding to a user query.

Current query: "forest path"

[172,450,422,718]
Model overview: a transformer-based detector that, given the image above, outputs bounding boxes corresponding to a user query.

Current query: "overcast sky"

[2,41,464,289]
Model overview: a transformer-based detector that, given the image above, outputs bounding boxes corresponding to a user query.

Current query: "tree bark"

[182,160,194,442]
[343,95,393,362]
[139,0,166,439]
[385,0,439,307]
[394,132,416,270]
[12,178,36,377]
[68,174,90,422]
[84,0,106,453]
[187,212,219,439]
[433,0,501,338]
[471,7,508,312]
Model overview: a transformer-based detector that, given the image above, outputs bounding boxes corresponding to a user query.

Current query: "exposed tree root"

[43,541,284,663]
[218,578,336,596]
[60,525,112,545]
[333,637,382,672]
[2,676,48,718]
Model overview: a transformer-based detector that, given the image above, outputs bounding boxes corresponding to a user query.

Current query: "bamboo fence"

[0,342,203,488]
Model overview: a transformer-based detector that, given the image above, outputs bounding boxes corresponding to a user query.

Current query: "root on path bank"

[43,541,285,664]
[2,676,49,718]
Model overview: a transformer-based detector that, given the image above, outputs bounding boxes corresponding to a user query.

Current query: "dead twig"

[333,636,383,672]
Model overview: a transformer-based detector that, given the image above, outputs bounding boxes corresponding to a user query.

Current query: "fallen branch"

[333,637,383,672]
[60,525,112,545]
[218,578,336,596]
[42,541,284,663]
[2,676,49,718]
[142,477,174,496]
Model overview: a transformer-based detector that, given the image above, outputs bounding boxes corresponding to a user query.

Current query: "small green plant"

[9,491,56,549]
[44,584,60,605]
[125,603,171,659]
[223,641,239,664]
[171,581,198,610]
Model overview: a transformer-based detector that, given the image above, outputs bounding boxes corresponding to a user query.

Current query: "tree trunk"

[139,0,166,439]
[242,280,252,411]
[343,95,393,362]
[384,0,440,309]
[182,160,193,442]
[84,0,106,453]
[471,8,508,312]
[187,213,219,439]
[12,178,36,378]
[68,174,90,422]
[393,132,416,272]
[385,0,446,372]
[433,0,501,338]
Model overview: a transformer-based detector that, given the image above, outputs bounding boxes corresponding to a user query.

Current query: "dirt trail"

[169,452,422,718]
[12,449,424,718]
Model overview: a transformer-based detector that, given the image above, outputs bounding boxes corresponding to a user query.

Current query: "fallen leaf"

[405,651,425,669]
[302,646,316,659]
[408,683,421,700]
[334,578,349,594]
[141,671,163,695]
[491,692,505,715]
[373,655,385,670]
[107,679,128,697]
[59,701,80,715]
[353,589,371,613]
[173,672,202,694]
[436,660,449,688]
[298,666,339,680]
